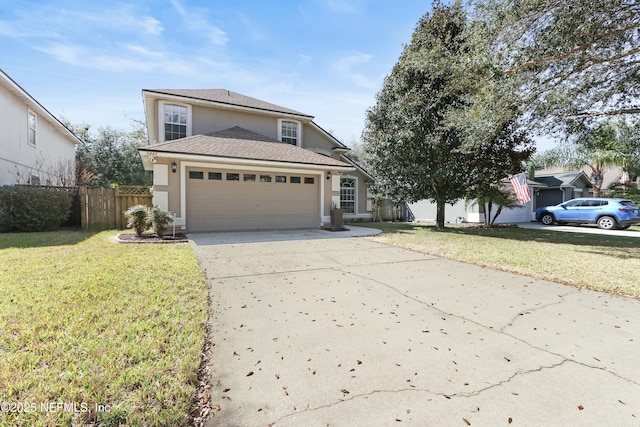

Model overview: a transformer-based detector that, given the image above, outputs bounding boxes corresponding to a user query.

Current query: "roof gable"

[139,126,351,168]
[534,171,592,188]
[0,69,80,145]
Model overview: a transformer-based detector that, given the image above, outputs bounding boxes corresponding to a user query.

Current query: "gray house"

[533,171,592,209]
[138,89,374,232]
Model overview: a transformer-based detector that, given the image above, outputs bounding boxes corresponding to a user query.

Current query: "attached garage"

[138,126,355,233]
[186,167,320,232]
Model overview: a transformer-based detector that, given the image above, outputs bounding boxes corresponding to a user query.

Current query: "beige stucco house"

[139,89,373,232]
[0,69,79,186]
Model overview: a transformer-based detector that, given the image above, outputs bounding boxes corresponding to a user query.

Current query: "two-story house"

[138,89,373,232]
[0,69,79,186]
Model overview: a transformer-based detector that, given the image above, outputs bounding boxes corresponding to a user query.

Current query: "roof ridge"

[143,89,313,118]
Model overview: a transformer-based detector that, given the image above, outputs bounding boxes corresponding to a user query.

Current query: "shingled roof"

[143,89,312,118]
[139,126,350,168]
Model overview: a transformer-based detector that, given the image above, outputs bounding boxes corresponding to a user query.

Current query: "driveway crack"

[342,269,640,388]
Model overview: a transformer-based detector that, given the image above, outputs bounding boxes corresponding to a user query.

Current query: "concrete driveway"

[189,230,640,427]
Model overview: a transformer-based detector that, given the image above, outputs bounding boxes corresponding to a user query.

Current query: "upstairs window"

[28,110,37,146]
[163,104,187,141]
[278,119,300,146]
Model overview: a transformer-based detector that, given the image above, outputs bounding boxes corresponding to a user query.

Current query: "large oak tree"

[472,0,640,132]
[362,1,533,228]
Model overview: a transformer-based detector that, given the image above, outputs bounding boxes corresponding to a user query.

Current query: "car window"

[581,200,598,207]
[599,201,608,206]
[620,200,637,207]
[563,200,584,207]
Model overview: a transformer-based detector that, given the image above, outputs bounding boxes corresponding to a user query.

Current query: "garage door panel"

[186,167,320,232]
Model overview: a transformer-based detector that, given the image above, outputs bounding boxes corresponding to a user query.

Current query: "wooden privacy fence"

[79,186,152,231]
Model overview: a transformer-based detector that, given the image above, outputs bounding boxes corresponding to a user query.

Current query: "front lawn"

[366,222,640,298]
[0,231,207,426]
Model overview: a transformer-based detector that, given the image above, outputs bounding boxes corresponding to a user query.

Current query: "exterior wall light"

[172,162,177,173]
[327,171,331,180]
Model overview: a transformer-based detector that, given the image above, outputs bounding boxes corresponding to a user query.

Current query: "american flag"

[509,172,532,205]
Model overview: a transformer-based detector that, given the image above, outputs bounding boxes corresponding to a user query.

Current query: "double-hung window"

[28,110,37,146]
[163,104,188,141]
[278,119,300,146]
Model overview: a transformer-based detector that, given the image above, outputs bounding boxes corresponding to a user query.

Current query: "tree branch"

[565,108,640,118]
[505,22,640,75]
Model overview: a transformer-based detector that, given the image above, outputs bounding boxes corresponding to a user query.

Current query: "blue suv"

[535,198,640,230]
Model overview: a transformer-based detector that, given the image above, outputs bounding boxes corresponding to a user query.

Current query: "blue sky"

[1,0,434,144]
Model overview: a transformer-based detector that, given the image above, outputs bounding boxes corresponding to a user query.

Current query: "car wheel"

[597,216,617,230]
[540,213,554,225]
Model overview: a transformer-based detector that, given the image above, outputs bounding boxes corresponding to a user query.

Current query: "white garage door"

[186,167,320,232]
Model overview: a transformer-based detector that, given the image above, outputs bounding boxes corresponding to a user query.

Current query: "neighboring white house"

[0,69,80,186]
[407,172,592,225]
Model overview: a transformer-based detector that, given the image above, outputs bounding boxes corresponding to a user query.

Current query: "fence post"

[115,186,121,229]
[79,186,88,231]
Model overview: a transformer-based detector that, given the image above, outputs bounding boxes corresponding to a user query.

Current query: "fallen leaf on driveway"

[463,418,471,425]
[247,372,254,376]
[578,405,584,410]
[508,417,512,424]
[341,389,350,394]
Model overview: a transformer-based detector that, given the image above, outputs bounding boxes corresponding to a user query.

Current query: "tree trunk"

[486,200,493,226]
[436,200,446,228]
[491,206,503,226]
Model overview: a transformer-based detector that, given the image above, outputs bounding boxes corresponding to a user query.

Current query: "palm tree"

[531,121,636,197]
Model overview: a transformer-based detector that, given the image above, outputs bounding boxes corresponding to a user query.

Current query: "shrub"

[151,207,174,236]
[0,185,72,232]
[124,205,150,236]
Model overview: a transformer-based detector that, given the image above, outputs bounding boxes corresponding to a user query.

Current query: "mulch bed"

[116,232,188,243]
[321,226,350,232]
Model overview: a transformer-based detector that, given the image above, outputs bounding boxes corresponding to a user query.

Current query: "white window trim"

[277,119,302,147]
[158,101,192,142]
[27,109,37,147]
[340,175,357,215]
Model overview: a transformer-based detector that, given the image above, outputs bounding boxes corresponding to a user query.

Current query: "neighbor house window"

[278,119,300,146]
[340,177,356,214]
[163,104,188,141]
[28,111,36,146]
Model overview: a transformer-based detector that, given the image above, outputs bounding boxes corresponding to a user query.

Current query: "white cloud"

[330,53,377,89]
[170,0,229,46]
[123,44,165,59]
[298,54,312,65]
[141,17,164,36]
[326,0,359,14]
[37,42,195,75]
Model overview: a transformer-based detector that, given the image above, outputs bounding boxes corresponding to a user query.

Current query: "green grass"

[365,222,640,298]
[0,231,207,426]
